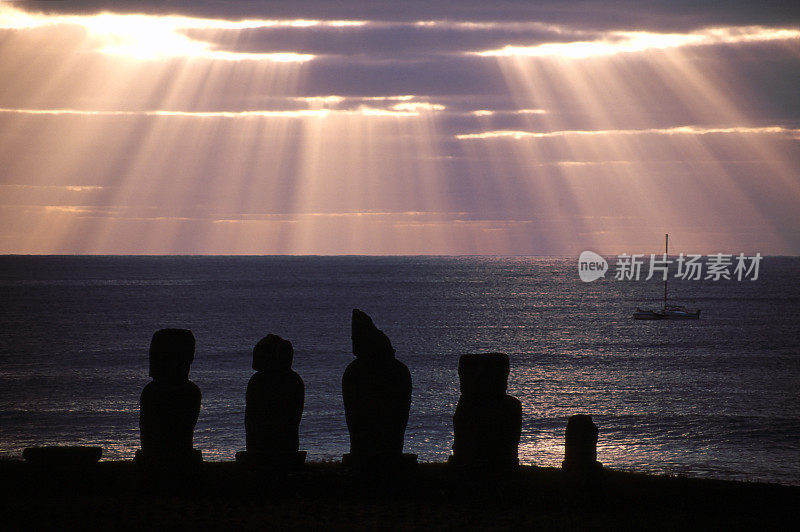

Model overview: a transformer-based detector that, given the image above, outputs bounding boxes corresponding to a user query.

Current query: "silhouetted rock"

[237,334,306,468]
[562,414,602,475]
[450,353,522,469]
[342,309,415,468]
[136,328,202,468]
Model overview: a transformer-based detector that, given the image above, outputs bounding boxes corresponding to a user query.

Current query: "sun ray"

[471,31,800,254]
[1,0,798,254]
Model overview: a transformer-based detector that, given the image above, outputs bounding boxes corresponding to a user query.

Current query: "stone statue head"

[252,334,294,372]
[565,414,598,443]
[351,309,395,360]
[458,353,510,396]
[149,328,195,383]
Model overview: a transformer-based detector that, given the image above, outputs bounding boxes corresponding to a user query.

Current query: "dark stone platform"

[134,448,203,469]
[235,450,307,470]
[341,452,418,471]
[3,460,797,529]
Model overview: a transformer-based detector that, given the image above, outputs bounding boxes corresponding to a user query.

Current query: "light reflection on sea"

[0,256,797,486]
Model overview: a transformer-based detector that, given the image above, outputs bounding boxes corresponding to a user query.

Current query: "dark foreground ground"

[0,460,797,530]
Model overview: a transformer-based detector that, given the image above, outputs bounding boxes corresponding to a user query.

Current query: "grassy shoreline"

[1,460,797,529]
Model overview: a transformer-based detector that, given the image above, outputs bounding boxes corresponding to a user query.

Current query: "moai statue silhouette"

[562,414,603,479]
[451,353,521,470]
[237,334,305,468]
[342,309,415,469]
[137,328,202,468]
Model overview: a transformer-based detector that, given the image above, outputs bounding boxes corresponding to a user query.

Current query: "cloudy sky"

[1,0,798,254]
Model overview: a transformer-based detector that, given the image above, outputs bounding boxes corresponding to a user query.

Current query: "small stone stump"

[562,414,603,477]
[136,328,202,469]
[236,334,306,469]
[450,353,522,470]
[342,309,416,470]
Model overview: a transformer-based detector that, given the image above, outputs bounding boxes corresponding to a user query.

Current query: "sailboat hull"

[632,234,702,320]
[633,308,701,320]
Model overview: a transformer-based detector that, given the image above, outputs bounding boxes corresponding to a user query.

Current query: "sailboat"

[633,234,701,320]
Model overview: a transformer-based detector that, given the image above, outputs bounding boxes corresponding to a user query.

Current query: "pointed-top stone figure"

[137,328,202,467]
[450,353,522,469]
[342,309,415,467]
[237,334,306,468]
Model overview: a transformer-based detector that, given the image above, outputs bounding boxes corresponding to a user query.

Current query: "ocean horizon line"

[2,253,798,258]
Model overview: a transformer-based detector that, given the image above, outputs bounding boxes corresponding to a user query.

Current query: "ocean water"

[0,256,798,486]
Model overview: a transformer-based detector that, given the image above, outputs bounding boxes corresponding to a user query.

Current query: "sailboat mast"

[664,233,668,309]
